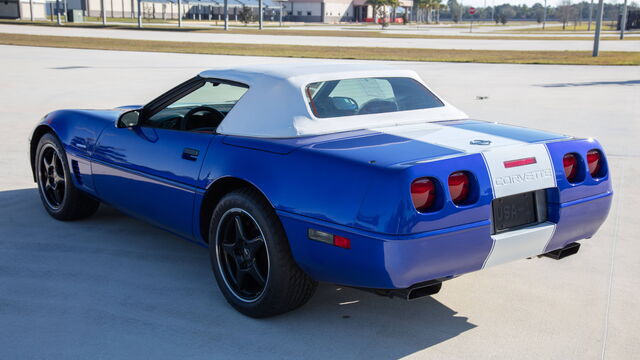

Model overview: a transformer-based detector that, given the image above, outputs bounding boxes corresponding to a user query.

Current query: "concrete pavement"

[0,45,638,359]
[1,24,639,52]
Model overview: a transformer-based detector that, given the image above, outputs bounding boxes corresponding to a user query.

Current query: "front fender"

[29,109,122,191]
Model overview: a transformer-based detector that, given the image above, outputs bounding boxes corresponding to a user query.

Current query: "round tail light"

[448,171,470,205]
[563,153,578,182]
[587,149,602,177]
[411,177,436,212]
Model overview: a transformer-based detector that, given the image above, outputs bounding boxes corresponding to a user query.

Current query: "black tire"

[35,133,100,220]
[209,188,317,318]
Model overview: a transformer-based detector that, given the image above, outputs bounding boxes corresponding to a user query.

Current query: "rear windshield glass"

[305,77,444,118]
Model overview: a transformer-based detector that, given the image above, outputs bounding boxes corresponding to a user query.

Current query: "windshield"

[305,77,444,118]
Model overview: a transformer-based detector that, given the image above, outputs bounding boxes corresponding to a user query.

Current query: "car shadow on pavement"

[535,79,640,88]
[0,188,476,360]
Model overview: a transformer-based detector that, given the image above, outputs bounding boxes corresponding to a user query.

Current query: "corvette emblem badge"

[470,139,492,145]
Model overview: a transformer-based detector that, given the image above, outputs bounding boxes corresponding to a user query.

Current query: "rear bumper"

[278,191,612,289]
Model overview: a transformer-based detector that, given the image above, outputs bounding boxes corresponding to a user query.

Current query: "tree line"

[444,1,638,24]
[366,0,638,25]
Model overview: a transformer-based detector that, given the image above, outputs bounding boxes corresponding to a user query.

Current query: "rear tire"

[35,133,99,220]
[209,188,317,318]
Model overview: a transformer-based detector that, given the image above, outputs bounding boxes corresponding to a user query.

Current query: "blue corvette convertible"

[30,63,612,317]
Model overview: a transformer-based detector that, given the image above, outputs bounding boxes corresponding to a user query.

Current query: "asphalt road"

[1,24,639,52]
[0,45,638,359]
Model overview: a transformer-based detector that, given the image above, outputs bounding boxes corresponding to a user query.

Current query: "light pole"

[137,0,142,28]
[178,0,183,27]
[259,0,263,30]
[592,0,605,56]
[29,0,34,21]
[101,0,106,25]
[223,0,228,30]
[620,0,628,39]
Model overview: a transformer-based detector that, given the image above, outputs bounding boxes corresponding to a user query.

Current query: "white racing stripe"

[482,143,557,198]
[372,122,523,153]
[484,222,556,268]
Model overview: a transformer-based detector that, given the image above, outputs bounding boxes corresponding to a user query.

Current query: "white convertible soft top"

[200,63,468,138]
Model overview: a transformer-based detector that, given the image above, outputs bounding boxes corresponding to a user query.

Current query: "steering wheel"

[181,106,225,131]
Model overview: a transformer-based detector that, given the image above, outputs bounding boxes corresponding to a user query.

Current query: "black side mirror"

[117,110,140,128]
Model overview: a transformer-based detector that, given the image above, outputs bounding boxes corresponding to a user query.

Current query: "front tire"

[35,133,99,220]
[209,188,317,318]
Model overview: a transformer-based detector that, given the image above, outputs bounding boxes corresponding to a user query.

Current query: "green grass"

[0,32,638,65]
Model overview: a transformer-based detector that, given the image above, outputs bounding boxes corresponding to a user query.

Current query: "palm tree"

[415,0,441,23]
[432,0,443,23]
[389,0,399,22]
[414,0,426,23]
[366,0,392,28]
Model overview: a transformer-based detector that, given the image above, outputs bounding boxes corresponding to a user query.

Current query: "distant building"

[282,0,413,23]
[82,0,281,21]
[0,0,21,19]
[4,0,50,20]
[11,0,413,23]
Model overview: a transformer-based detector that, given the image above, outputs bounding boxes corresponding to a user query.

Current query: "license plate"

[492,191,545,233]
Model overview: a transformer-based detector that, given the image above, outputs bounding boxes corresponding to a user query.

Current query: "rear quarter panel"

[544,138,613,251]
[196,137,377,235]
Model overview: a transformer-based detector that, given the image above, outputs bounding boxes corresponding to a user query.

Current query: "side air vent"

[71,160,83,185]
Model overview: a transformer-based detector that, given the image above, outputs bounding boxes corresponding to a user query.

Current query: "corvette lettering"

[494,169,553,186]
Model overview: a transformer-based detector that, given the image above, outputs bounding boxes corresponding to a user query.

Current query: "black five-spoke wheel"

[35,133,99,220]
[209,188,318,317]
[38,144,66,209]
[216,209,269,302]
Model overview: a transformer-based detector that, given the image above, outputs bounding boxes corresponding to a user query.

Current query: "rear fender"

[546,138,612,204]
[358,153,493,235]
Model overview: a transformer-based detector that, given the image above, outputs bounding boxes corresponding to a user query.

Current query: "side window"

[146,81,248,132]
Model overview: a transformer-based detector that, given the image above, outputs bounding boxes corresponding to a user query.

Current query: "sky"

[459,0,625,7]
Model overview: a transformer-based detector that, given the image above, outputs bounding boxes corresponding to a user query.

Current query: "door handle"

[182,148,200,161]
